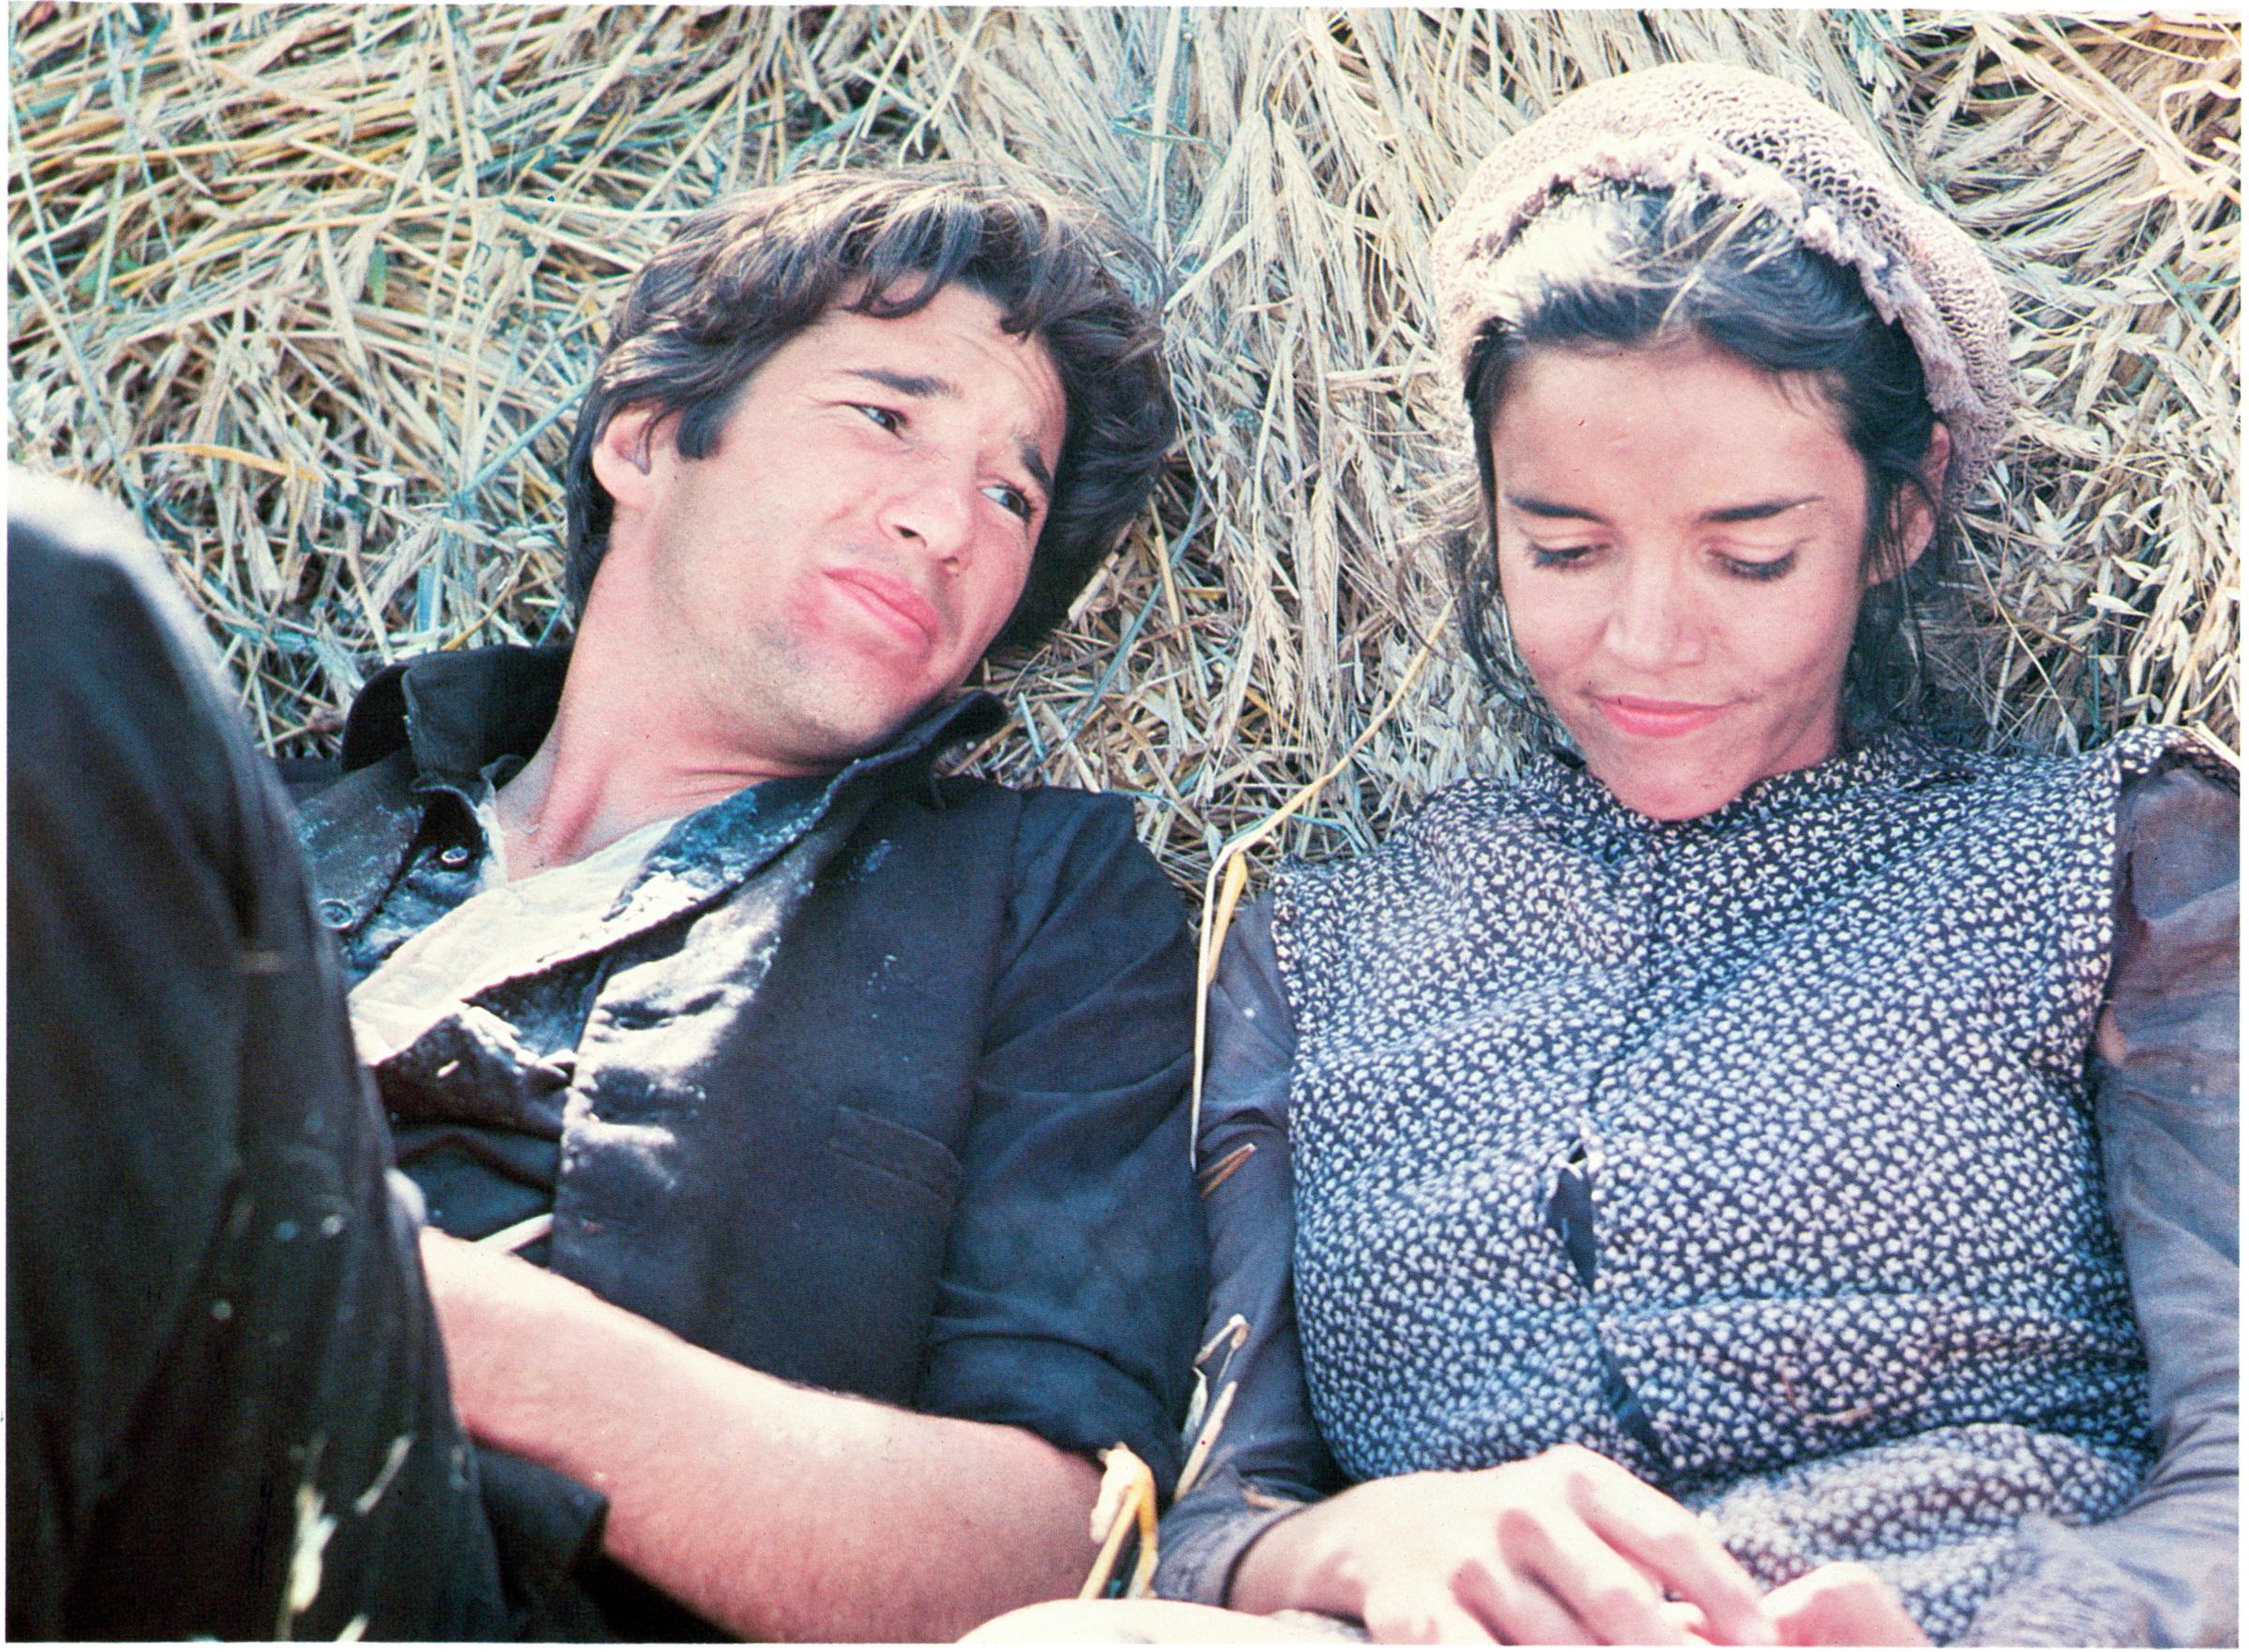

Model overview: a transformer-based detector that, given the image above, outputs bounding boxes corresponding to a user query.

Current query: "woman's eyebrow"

[1702,494,1822,524]
[1502,491,1604,521]
[1502,491,1825,524]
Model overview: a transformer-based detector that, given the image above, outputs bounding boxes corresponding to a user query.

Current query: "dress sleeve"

[1965,755,2239,1645]
[912,790,1207,1495]
[1154,896,1346,1605]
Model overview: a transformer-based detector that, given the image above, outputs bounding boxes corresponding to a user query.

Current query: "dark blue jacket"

[297,647,1206,1631]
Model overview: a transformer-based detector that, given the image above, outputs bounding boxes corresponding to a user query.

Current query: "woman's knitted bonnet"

[1433,63,2013,505]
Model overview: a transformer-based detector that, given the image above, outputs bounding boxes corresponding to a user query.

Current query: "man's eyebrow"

[837,367,1052,499]
[840,366,957,399]
[1017,440,1054,502]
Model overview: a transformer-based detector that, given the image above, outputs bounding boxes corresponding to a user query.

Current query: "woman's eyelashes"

[1719,548,1798,581]
[1523,542,1801,581]
[852,402,903,434]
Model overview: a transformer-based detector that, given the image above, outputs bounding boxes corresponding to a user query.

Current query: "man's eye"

[854,404,902,434]
[986,484,1035,522]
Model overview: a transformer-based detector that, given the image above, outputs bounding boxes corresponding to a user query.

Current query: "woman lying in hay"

[975,63,2235,1649]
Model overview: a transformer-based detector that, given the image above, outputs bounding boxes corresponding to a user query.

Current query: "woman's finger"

[1494,1501,1685,1644]
[1360,1580,1501,1645]
[1552,1454,1774,1645]
[1661,1599,1719,1645]
[1764,1563,1929,1646]
[1451,1563,1600,1646]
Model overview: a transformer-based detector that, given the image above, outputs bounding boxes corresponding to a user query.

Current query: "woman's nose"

[1601,557,1704,670]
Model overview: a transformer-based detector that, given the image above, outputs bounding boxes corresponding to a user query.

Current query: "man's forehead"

[808,287,1045,363]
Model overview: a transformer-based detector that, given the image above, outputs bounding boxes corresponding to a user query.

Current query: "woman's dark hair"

[562,168,1175,652]
[1452,183,1960,733]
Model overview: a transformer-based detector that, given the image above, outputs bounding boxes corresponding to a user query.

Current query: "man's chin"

[782,690,953,768]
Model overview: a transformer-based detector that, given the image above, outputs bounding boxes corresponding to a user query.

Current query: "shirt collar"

[1520,724,1978,839]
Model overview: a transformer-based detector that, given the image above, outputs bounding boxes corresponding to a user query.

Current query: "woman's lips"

[826,568,939,647]
[1594,694,1726,737]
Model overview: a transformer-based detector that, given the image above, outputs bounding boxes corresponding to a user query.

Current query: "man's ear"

[588,405,670,515]
[1875,420,1952,584]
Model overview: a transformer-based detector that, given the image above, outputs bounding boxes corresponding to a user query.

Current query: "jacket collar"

[306,644,1006,940]
[337,642,1005,795]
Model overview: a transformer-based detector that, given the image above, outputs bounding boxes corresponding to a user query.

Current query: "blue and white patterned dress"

[1164,726,2236,1643]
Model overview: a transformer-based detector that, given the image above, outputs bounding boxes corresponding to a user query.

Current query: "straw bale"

[9,6,2238,900]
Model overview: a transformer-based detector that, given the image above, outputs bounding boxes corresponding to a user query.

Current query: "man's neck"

[494,631,817,877]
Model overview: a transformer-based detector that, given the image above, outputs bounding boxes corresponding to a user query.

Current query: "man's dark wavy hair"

[561,169,1175,653]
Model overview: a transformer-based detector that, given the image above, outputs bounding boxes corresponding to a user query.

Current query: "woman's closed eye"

[1528,542,1601,570]
[1718,548,1799,582]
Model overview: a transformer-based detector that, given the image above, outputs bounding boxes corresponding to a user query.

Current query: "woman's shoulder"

[1895,723,2235,811]
[1272,773,1546,903]
[1896,727,2236,908]
[2098,732,2238,906]
[2098,725,2239,794]
[1386,771,1547,843]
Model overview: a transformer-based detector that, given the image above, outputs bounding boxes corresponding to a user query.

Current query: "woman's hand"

[1761,1565,1929,1645]
[1228,1443,1779,1645]
[1666,1564,1929,1647]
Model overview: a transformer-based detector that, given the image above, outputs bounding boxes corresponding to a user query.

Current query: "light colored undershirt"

[346,777,681,1068]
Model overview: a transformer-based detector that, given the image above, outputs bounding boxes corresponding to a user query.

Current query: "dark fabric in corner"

[7,497,512,1640]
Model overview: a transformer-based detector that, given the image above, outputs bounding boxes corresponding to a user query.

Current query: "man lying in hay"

[8,170,1206,1641]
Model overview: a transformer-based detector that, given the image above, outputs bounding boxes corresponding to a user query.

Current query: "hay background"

[10,7,2239,898]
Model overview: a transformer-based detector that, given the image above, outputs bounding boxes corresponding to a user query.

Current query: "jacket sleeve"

[1154,897,1345,1604]
[911,789,1208,1496]
[1965,756,2239,1645]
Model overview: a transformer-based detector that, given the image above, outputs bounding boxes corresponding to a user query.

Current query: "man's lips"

[1593,694,1727,737]
[826,567,940,647]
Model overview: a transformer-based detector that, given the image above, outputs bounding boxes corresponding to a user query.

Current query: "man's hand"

[1228,1443,1779,1645]
[417,1230,1104,1641]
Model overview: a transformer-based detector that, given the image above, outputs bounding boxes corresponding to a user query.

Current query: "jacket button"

[317,899,353,929]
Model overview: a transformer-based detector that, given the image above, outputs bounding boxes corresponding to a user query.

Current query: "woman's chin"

[1580,722,1842,823]
[1588,762,1740,823]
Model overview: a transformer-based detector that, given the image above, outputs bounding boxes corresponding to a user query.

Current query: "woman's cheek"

[1525,585,1615,685]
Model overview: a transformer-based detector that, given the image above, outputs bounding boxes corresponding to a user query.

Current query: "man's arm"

[416,786,1200,1641]
[421,1230,1101,1643]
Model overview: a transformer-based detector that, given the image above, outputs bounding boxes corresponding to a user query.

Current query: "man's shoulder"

[918,771,1135,824]
[273,643,568,794]
[875,776,1182,920]
[288,745,422,920]
[902,773,1153,863]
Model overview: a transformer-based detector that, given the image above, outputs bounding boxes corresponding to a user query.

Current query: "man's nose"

[1602,555,1704,670]
[878,462,975,569]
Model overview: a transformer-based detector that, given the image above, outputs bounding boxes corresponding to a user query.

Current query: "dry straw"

[10,8,2240,906]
